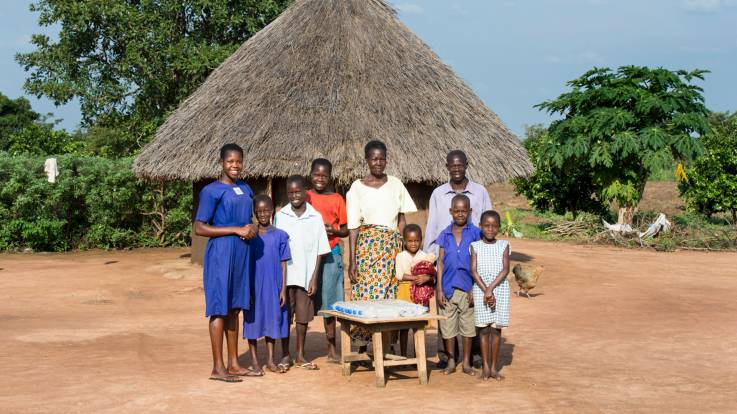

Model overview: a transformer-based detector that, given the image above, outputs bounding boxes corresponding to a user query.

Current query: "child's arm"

[279,260,287,307]
[436,247,446,308]
[326,224,349,239]
[488,244,511,293]
[470,245,488,292]
[307,254,325,297]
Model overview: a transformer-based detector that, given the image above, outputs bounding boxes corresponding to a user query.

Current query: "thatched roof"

[133,0,532,185]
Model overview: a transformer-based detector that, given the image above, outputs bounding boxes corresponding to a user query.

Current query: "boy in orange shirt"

[307,158,349,363]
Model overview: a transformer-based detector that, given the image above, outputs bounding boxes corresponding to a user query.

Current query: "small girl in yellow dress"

[394,224,436,356]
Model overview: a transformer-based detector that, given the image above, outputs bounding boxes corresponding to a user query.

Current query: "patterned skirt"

[350,225,401,344]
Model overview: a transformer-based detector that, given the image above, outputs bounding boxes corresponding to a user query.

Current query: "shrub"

[0,153,191,251]
[679,117,737,222]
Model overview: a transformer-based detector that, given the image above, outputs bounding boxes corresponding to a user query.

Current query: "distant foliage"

[513,125,605,214]
[520,66,709,220]
[679,114,737,222]
[0,154,192,251]
[17,0,292,153]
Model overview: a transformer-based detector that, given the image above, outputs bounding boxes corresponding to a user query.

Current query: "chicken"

[512,263,544,299]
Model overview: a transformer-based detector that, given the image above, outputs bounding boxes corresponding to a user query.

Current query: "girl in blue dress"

[194,143,259,382]
[243,195,292,374]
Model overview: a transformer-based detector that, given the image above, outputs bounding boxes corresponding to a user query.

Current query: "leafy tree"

[534,66,709,223]
[0,93,41,146]
[17,0,291,154]
[513,125,605,215]
[679,114,737,223]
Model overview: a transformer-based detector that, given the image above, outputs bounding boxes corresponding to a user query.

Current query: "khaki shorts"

[439,288,475,339]
[288,286,315,325]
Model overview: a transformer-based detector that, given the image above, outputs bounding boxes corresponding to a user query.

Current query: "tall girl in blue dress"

[194,143,259,382]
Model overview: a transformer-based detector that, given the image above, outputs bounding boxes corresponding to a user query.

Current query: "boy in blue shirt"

[436,194,480,375]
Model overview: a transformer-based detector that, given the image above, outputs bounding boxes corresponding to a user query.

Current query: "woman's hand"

[348,260,358,284]
[236,224,256,239]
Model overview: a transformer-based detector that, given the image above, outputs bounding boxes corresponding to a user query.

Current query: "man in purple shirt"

[424,150,493,255]
[426,150,493,368]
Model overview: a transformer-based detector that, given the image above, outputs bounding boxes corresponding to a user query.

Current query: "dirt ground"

[2,240,737,413]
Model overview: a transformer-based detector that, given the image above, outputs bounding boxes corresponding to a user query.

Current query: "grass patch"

[500,208,736,251]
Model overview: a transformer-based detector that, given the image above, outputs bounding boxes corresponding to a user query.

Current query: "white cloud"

[681,0,737,12]
[394,3,424,14]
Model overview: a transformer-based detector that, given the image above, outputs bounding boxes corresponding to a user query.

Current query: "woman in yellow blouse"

[346,140,417,345]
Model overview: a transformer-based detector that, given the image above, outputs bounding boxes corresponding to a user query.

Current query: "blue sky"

[1,0,736,136]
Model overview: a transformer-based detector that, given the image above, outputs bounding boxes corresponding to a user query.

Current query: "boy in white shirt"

[275,175,331,370]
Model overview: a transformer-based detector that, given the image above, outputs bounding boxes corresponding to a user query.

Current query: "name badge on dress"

[233,187,244,195]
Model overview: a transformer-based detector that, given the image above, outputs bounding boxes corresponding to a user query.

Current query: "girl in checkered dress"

[470,210,510,381]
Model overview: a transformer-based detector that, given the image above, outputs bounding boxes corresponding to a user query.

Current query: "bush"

[513,125,606,215]
[0,153,191,251]
[679,117,737,222]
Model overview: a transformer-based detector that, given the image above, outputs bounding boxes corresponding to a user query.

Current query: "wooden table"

[319,310,445,387]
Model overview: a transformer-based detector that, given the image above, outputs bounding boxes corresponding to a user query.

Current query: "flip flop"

[295,361,319,370]
[267,364,288,374]
[230,368,264,377]
[209,374,242,383]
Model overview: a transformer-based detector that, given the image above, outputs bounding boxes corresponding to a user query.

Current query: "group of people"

[196,140,511,383]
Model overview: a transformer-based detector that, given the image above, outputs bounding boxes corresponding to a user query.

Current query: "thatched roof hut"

[133,0,532,186]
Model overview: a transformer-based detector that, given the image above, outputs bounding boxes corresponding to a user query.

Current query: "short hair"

[364,140,387,158]
[451,194,471,208]
[480,210,501,225]
[286,175,306,189]
[311,158,333,174]
[403,223,422,238]
[219,143,243,160]
[253,193,273,208]
[446,150,468,164]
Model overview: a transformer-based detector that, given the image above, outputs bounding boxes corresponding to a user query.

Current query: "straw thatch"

[133,0,532,185]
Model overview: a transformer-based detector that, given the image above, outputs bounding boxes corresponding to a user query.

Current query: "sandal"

[295,361,319,370]
[209,374,242,383]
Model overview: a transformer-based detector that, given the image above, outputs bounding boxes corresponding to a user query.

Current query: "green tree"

[679,114,737,223]
[17,0,291,154]
[535,66,709,223]
[513,125,604,215]
[0,93,41,146]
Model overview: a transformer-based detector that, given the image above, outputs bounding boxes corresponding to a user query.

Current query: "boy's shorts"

[439,288,475,339]
[288,286,315,325]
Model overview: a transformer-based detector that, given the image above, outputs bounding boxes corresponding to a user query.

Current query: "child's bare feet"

[462,363,476,376]
[442,359,457,375]
[491,370,505,381]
